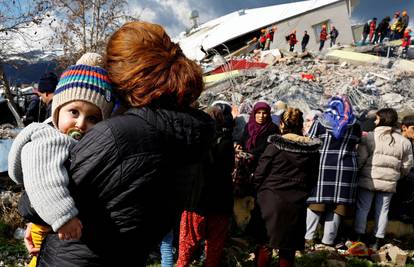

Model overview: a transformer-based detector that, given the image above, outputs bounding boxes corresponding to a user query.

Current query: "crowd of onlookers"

[162,97,413,267]
[7,19,414,267]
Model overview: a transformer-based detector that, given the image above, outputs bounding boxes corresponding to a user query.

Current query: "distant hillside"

[2,50,60,86]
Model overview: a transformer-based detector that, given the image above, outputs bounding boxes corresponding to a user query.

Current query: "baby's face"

[58,101,102,137]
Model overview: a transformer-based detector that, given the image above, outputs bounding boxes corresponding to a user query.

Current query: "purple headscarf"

[246,102,272,151]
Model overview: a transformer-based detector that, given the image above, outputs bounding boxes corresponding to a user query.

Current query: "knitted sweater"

[8,123,77,231]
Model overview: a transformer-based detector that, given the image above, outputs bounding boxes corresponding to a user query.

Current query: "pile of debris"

[199,50,414,116]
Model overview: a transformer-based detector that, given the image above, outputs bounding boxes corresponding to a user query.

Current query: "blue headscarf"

[322,96,355,139]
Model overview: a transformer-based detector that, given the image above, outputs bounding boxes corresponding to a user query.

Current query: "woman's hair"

[280,107,304,135]
[376,108,398,127]
[205,106,224,129]
[105,21,203,109]
[376,108,398,145]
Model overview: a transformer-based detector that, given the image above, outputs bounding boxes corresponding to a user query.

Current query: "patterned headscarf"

[322,95,355,139]
[246,102,272,151]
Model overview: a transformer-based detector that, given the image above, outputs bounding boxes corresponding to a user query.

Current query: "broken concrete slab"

[388,245,408,267]
[392,59,414,73]
[203,70,240,84]
[325,50,391,67]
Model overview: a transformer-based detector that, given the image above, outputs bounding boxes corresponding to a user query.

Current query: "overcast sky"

[6,0,414,53]
[130,0,414,37]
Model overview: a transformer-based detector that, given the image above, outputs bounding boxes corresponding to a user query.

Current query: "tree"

[50,0,136,66]
[0,0,50,108]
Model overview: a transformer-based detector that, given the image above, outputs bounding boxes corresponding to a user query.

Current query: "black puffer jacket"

[37,106,214,267]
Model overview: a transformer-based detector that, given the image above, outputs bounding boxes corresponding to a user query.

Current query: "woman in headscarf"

[237,101,279,163]
[305,95,361,247]
[235,101,279,267]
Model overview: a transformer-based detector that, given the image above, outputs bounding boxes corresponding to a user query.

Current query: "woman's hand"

[57,217,83,240]
[24,223,40,256]
[234,144,242,152]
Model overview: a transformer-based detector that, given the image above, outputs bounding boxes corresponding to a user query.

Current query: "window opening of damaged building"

[313,20,331,42]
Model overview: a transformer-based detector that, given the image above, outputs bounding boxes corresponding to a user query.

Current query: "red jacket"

[289,33,297,45]
[402,31,411,48]
[320,29,328,41]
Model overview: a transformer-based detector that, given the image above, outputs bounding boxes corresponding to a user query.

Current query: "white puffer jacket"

[358,126,413,193]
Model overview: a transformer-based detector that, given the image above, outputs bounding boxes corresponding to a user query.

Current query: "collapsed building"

[178,0,360,61]
[176,0,413,116]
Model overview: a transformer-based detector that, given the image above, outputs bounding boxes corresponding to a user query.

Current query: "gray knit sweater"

[8,122,78,231]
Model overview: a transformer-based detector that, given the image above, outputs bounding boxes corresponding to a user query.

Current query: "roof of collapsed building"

[178,0,357,61]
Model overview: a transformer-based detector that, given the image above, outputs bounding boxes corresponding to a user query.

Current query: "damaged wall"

[271,0,354,52]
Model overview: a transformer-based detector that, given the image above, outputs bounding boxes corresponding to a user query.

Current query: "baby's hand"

[57,217,83,240]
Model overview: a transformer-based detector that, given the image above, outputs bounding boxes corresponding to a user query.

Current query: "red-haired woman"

[35,21,215,266]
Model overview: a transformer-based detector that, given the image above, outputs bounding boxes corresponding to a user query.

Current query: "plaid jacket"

[307,120,361,204]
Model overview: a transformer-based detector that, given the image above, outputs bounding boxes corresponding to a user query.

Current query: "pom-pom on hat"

[52,53,114,127]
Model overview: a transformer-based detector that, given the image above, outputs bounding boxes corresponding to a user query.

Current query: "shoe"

[371,238,384,251]
[305,239,315,251]
[335,242,347,250]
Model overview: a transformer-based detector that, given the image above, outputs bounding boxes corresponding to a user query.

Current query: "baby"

[8,53,113,267]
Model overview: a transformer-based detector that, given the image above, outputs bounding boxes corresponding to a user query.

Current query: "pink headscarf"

[246,102,272,151]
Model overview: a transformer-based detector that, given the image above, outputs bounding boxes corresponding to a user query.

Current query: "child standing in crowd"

[177,106,234,267]
[254,108,321,267]
[355,108,413,249]
[8,53,113,267]
[390,115,414,223]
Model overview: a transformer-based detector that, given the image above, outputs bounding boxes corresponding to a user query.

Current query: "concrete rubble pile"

[199,53,414,115]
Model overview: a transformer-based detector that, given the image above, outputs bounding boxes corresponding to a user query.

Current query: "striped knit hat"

[52,53,114,127]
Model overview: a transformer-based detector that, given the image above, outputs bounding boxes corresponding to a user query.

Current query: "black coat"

[302,34,310,46]
[253,134,320,250]
[37,106,215,267]
[197,129,235,215]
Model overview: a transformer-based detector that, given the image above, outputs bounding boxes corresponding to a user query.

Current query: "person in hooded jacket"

[254,108,321,267]
[305,96,361,247]
[35,21,215,267]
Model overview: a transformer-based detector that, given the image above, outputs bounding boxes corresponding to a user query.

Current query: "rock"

[371,251,387,263]
[393,59,414,73]
[382,93,404,105]
[388,245,407,267]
